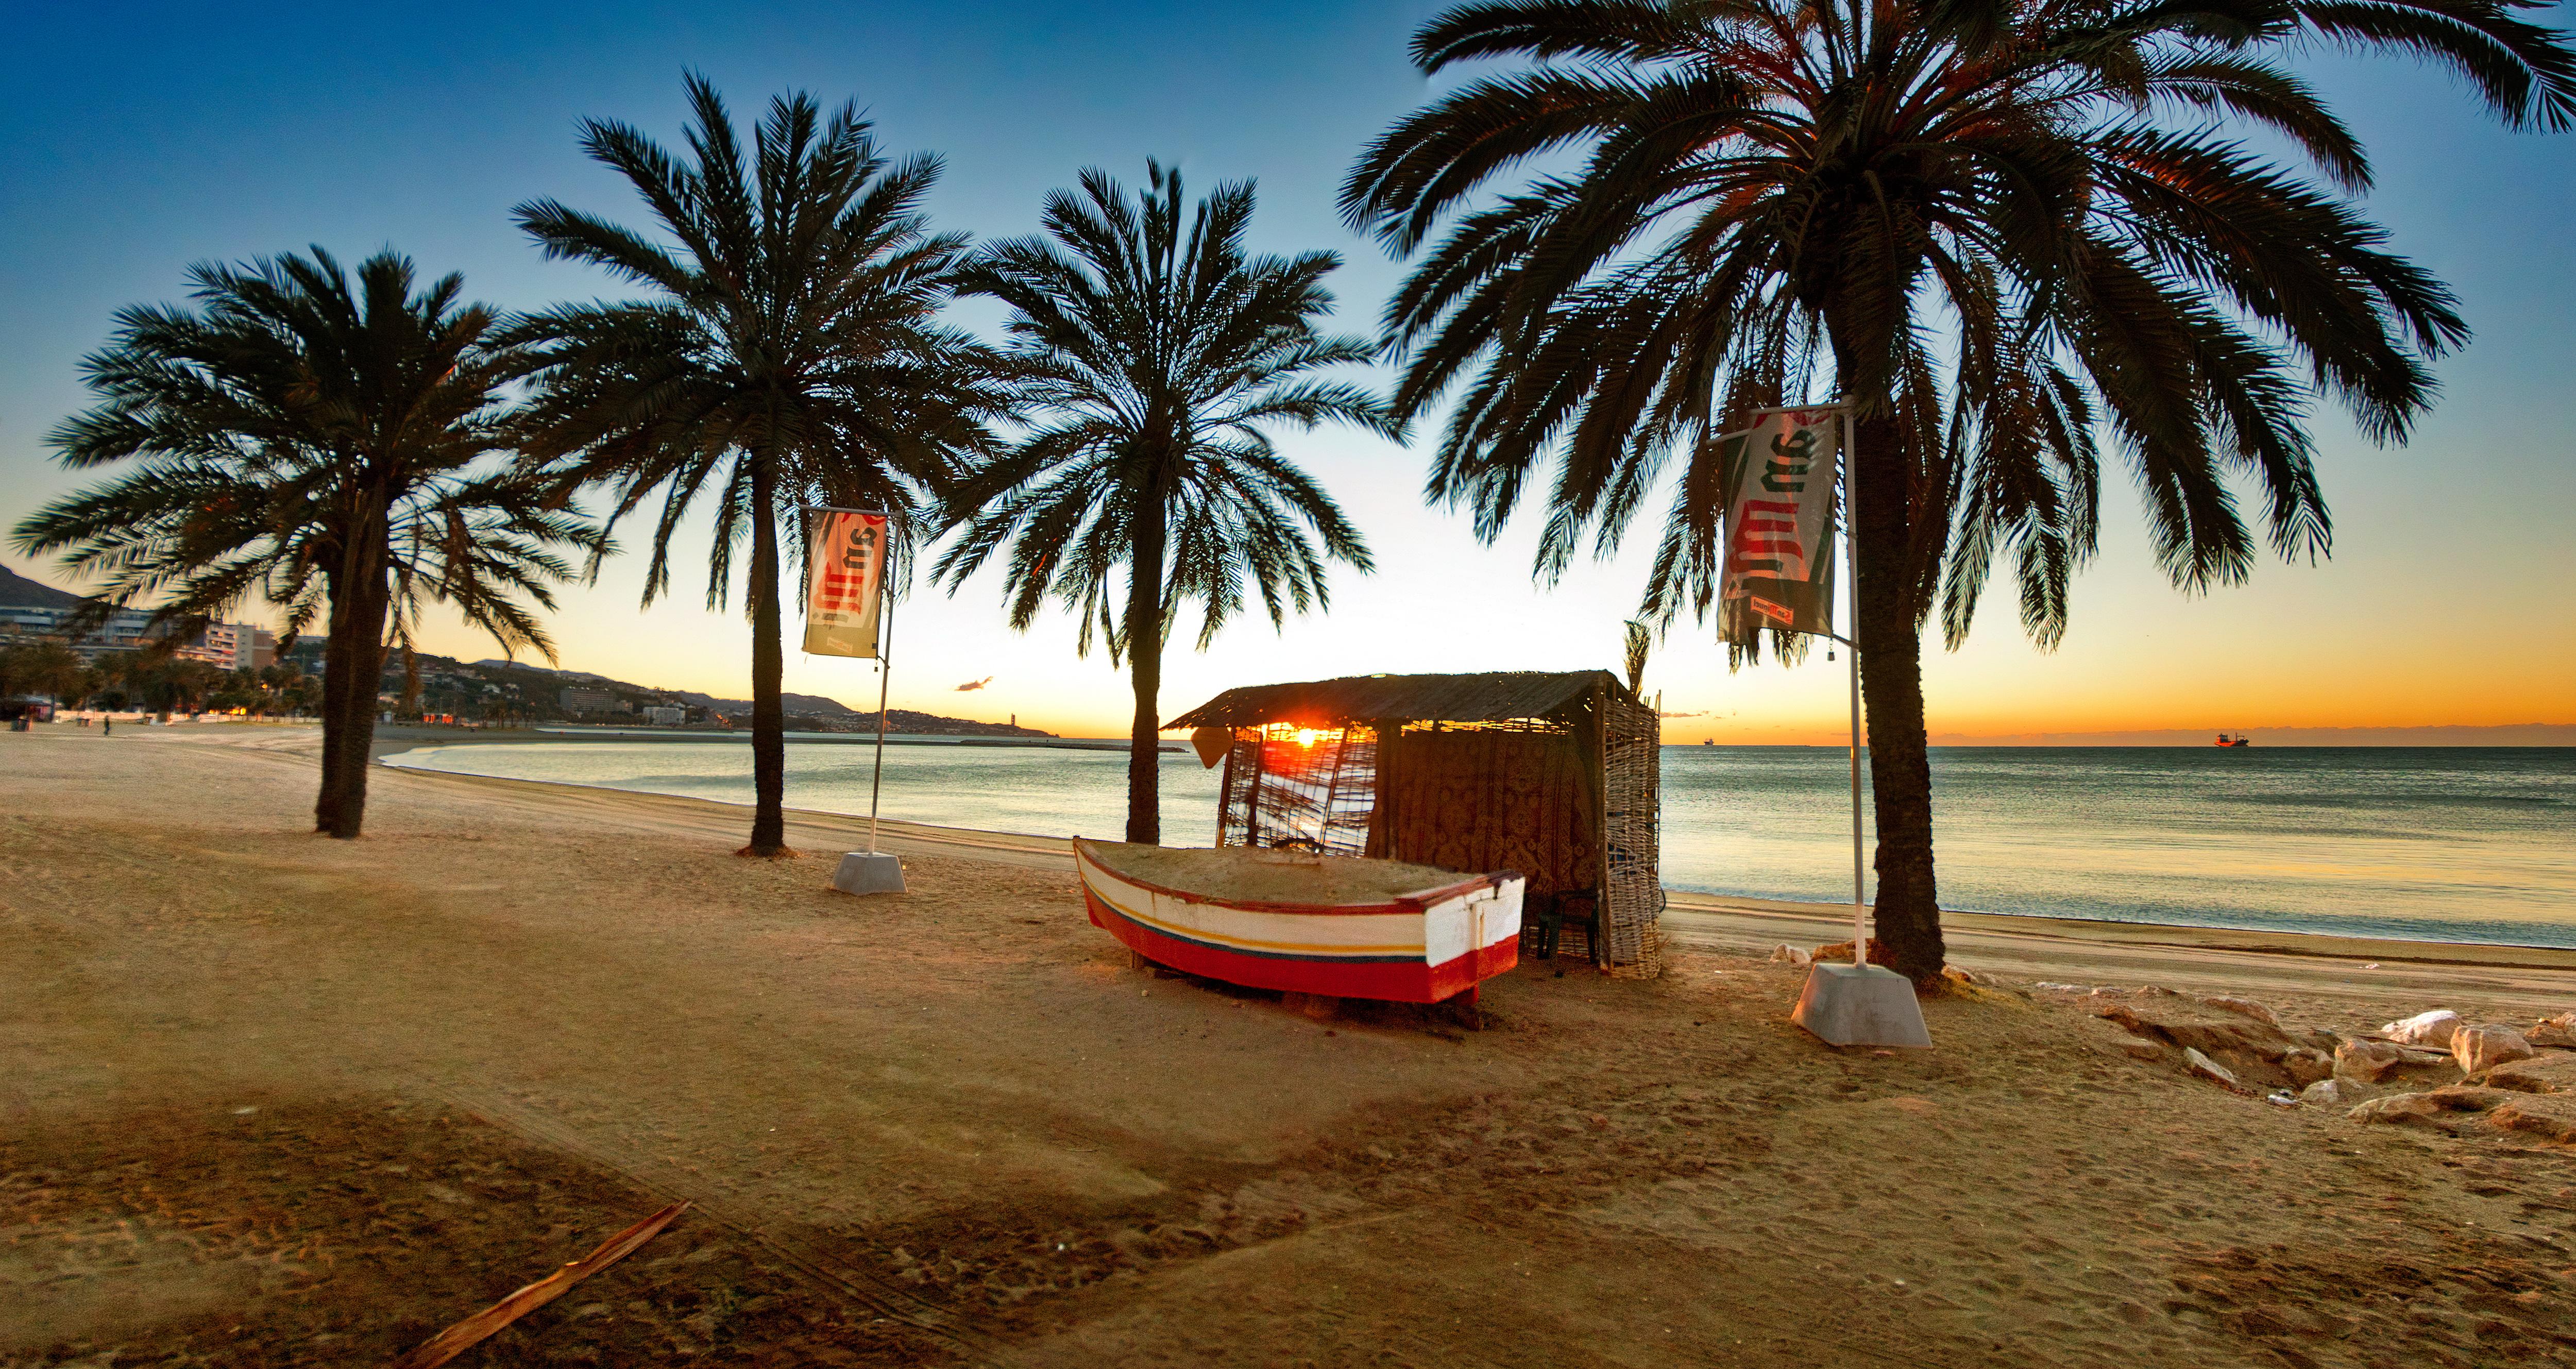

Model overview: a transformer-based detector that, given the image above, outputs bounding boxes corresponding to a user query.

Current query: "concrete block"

[831,851,906,896]
[1791,961,1932,1048]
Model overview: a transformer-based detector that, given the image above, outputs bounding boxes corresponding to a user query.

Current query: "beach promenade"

[6,724,2574,1367]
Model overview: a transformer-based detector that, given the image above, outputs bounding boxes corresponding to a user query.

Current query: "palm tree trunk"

[324,551,392,840]
[1123,493,1168,846]
[743,458,791,856]
[1848,406,1947,983]
[314,579,351,833]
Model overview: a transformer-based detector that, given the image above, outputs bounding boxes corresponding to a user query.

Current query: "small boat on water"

[2214,732,2252,747]
[1072,838,1524,1003]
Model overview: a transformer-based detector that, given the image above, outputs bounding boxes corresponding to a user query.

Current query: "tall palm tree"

[1343,0,2575,982]
[13,249,590,837]
[935,163,1390,844]
[511,75,1007,858]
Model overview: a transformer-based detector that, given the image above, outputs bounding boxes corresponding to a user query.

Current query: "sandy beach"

[6,723,2576,1367]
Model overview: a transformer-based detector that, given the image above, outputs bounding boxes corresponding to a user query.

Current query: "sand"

[1082,841,1474,904]
[5,722,2576,1367]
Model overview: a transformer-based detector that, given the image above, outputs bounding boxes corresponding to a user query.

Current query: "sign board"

[803,509,888,658]
[1718,407,1843,645]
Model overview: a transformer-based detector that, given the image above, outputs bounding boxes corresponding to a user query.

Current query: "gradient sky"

[5,2,2571,742]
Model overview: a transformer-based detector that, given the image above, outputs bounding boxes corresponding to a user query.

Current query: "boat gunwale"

[1071,837,1512,917]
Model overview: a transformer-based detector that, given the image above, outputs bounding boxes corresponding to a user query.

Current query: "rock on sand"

[2451,1025,2534,1076]
[2099,990,2321,1090]
[2485,1094,2576,1145]
[2183,1048,2241,1090]
[2201,995,2281,1027]
[2281,1047,2336,1087]
[2347,1086,2514,1131]
[2527,1012,2576,1050]
[2334,1037,2456,1085]
[2469,1050,2576,1094]
[2380,1009,2463,1048]
[2347,1086,2576,1147]
[2098,993,2294,1059]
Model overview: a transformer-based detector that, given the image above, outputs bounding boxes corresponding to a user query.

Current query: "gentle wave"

[386,740,2576,948]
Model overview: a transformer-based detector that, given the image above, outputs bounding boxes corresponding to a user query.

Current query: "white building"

[0,603,274,669]
[3,564,275,669]
[559,687,622,714]
[642,705,686,726]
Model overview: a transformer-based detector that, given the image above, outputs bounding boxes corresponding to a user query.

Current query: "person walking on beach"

[101,716,110,736]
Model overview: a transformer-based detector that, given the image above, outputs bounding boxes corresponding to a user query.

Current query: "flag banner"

[803,509,888,658]
[1718,405,1842,644]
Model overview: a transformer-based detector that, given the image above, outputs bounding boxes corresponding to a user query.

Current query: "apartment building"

[2,564,275,668]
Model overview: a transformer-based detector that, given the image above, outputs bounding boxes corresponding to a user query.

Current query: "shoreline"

[350,744,2576,1006]
[356,726,2576,969]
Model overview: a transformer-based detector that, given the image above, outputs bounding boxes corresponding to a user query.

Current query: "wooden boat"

[1072,838,1524,1003]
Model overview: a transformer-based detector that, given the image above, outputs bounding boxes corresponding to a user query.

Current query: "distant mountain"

[468,660,612,684]
[675,689,865,718]
[0,564,94,611]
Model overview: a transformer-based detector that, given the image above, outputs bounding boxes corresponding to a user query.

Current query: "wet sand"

[5,722,2574,1367]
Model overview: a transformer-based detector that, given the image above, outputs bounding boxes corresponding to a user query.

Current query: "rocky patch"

[2471,1050,2576,1095]
[2097,991,2300,1088]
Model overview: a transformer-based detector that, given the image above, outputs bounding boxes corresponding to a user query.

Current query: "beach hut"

[1163,671,1663,978]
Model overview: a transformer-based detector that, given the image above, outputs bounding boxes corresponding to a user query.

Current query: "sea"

[383,738,2576,949]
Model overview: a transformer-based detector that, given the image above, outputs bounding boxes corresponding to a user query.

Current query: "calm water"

[385,740,2576,947]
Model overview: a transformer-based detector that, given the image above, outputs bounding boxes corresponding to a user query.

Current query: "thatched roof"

[1163,671,1626,730]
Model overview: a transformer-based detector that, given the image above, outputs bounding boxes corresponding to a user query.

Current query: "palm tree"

[935,163,1390,844]
[0,641,83,705]
[511,75,1007,858]
[12,248,590,836]
[1343,0,2575,982]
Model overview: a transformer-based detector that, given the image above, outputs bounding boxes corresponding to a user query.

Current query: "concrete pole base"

[1791,962,1932,1048]
[831,851,907,895]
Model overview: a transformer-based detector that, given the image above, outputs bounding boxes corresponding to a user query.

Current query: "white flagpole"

[1843,402,1868,966]
[867,585,894,854]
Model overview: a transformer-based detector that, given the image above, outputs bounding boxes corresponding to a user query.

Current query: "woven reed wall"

[1207,683,1664,979]
[1597,690,1664,977]
[1364,721,1594,901]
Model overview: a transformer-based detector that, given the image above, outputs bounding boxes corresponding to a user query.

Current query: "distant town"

[1,562,1050,736]
[411,652,1057,737]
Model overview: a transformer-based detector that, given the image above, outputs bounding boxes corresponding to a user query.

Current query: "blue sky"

[4,2,2571,740]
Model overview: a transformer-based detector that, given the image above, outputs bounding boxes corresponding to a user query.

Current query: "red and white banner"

[1719,406,1843,643]
[803,509,888,658]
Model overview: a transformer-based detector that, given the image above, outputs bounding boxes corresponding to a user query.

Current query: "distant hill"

[0,564,94,611]
[437,652,1049,734]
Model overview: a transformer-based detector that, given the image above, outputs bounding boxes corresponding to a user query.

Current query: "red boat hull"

[1072,839,1524,1004]
[1083,887,1517,1002]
